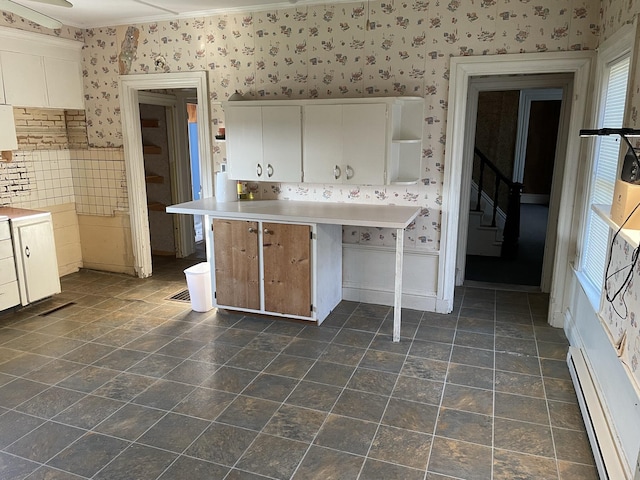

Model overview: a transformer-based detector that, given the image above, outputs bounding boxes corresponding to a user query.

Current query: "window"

[581,54,630,290]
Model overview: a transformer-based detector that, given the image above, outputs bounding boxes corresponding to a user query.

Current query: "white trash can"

[184,262,213,312]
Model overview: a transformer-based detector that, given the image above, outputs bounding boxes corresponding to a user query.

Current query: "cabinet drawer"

[0,280,20,310]
[0,256,17,284]
[0,222,9,241]
[0,238,13,259]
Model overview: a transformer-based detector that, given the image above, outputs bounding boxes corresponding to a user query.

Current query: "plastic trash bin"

[184,262,213,312]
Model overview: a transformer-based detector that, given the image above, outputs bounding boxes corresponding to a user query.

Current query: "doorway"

[464,88,563,288]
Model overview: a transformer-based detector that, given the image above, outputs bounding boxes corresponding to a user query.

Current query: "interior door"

[342,103,387,185]
[213,219,260,310]
[15,221,59,303]
[263,222,311,317]
[303,104,343,183]
[226,106,263,181]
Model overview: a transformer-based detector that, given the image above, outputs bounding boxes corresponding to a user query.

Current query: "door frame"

[439,51,594,327]
[119,72,212,278]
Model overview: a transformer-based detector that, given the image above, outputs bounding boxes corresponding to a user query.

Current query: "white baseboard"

[342,286,438,311]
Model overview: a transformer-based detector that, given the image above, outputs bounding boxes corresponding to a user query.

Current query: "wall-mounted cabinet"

[0,27,84,110]
[223,97,424,186]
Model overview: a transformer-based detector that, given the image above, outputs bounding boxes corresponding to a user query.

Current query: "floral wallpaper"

[78,0,601,250]
[600,233,640,392]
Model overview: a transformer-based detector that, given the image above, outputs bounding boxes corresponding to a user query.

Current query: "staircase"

[467,190,503,257]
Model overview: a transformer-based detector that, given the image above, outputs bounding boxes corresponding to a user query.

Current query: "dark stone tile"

[245,332,293,353]
[436,407,492,445]
[319,312,350,328]
[92,348,148,371]
[383,398,438,433]
[495,370,544,398]
[360,459,425,480]
[173,387,236,420]
[0,378,49,408]
[343,314,384,333]
[6,421,84,463]
[497,301,530,314]
[557,460,599,479]
[493,448,559,480]
[163,359,220,385]
[409,339,452,361]
[282,338,329,359]
[495,310,531,324]
[402,356,448,382]
[332,389,388,423]
[57,366,119,393]
[378,318,420,339]
[456,317,495,335]
[428,436,492,479]
[226,348,278,371]
[93,444,177,480]
[156,338,207,359]
[132,379,195,410]
[360,349,406,374]
[461,296,495,310]
[0,352,52,376]
[123,333,174,352]
[263,404,326,442]
[63,324,113,342]
[296,325,339,343]
[158,455,230,480]
[537,341,569,360]
[189,342,241,364]
[217,395,280,431]
[264,354,314,378]
[446,363,494,390]
[495,392,549,425]
[450,345,493,368]
[15,387,85,419]
[318,343,366,366]
[369,333,413,354]
[3,332,54,352]
[292,445,364,480]
[126,354,184,378]
[495,336,538,356]
[459,307,495,321]
[243,373,298,402]
[542,358,571,381]
[553,427,596,464]
[237,433,308,479]
[35,338,86,358]
[331,329,374,348]
[303,361,355,388]
[0,451,39,479]
[201,366,258,393]
[48,432,129,477]
[138,412,209,453]
[353,303,390,319]
[53,394,124,429]
[314,414,377,455]
[286,381,342,412]
[495,351,541,376]
[232,316,274,332]
[0,410,44,449]
[62,343,113,365]
[534,326,568,344]
[92,373,156,401]
[414,325,456,343]
[94,403,165,441]
[454,330,494,350]
[215,328,259,348]
[544,377,578,403]
[442,383,493,415]
[348,368,397,396]
[494,417,554,457]
[180,324,226,343]
[494,322,535,340]
[421,312,458,329]
[23,359,84,385]
[464,287,496,300]
[369,424,431,470]
[26,465,85,479]
[186,422,257,466]
[393,375,443,405]
[264,321,306,337]
[93,328,144,348]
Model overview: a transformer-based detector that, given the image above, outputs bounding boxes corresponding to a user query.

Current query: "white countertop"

[167,198,421,229]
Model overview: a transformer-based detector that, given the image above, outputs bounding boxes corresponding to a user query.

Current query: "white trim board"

[440,51,594,326]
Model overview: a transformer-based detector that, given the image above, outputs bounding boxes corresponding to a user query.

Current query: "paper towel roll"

[215,171,237,202]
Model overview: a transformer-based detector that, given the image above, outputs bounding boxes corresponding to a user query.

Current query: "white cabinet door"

[1,51,47,108]
[303,105,343,184]
[342,103,387,185]
[44,57,84,109]
[226,106,263,181]
[0,61,4,104]
[14,219,60,304]
[262,106,302,182]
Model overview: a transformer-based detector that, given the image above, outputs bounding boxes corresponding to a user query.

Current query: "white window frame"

[578,24,635,307]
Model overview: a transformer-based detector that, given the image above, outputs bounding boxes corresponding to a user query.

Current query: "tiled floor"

[0,260,597,479]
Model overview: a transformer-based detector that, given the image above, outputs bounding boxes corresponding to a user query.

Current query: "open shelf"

[143,145,162,155]
[147,202,167,212]
[145,174,164,184]
[140,119,159,128]
[592,204,640,248]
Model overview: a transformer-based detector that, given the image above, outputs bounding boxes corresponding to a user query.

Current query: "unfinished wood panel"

[214,219,260,310]
[263,222,311,317]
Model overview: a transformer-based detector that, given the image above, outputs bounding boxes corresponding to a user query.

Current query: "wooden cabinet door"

[262,106,302,182]
[226,106,263,181]
[213,219,260,310]
[303,104,343,183]
[342,103,387,185]
[263,223,311,317]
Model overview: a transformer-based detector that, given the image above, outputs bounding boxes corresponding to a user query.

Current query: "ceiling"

[9,0,347,28]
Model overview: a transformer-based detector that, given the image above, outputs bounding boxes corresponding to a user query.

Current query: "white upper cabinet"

[226,104,302,183]
[0,26,84,110]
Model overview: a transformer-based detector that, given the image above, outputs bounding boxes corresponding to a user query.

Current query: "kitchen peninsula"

[167,198,421,342]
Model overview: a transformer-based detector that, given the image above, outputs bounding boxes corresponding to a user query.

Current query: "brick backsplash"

[13,108,88,150]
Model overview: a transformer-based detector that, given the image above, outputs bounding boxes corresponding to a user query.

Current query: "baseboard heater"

[567,346,629,479]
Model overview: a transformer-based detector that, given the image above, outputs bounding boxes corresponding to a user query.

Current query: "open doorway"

[464,88,563,288]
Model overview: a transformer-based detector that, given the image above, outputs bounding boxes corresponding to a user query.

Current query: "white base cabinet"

[0,220,20,311]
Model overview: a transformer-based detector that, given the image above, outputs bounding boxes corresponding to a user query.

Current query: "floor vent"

[39,302,76,316]
[167,289,190,303]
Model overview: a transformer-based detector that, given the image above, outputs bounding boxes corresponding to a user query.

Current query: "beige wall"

[78,211,135,275]
[45,203,83,277]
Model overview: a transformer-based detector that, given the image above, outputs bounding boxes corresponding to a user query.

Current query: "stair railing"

[473,147,523,258]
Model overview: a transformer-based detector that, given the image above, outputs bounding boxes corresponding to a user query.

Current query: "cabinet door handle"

[25,246,30,258]
[256,164,263,177]
[346,165,354,180]
[267,164,274,177]
[248,227,257,234]
[333,165,341,180]
[263,228,273,235]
